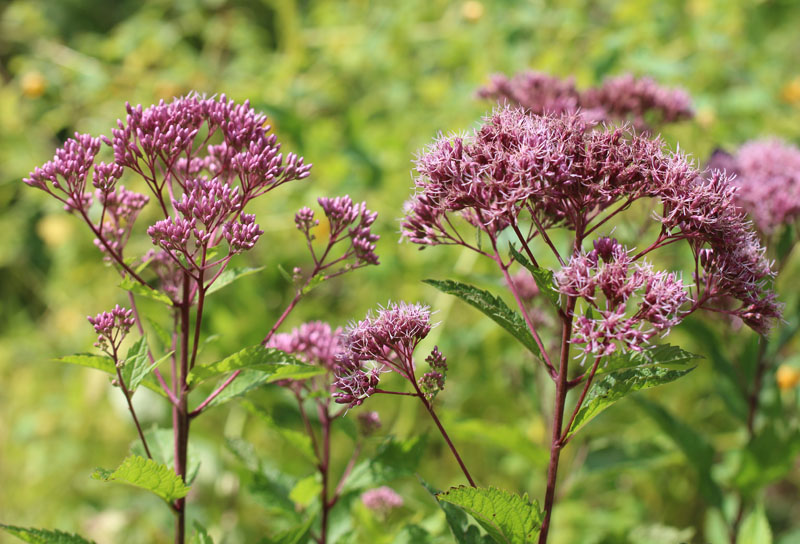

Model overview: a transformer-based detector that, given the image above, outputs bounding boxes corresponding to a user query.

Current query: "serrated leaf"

[635,397,722,508]
[598,344,702,376]
[0,524,95,544]
[508,244,560,310]
[206,370,270,408]
[91,455,190,503]
[423,279,544,360]
[436,486,543,544]
[566,347,698,438]
[121,337,152,392]
[190,522,214,544]
[187,346,306,387]
[206,266,264,295]
[421,478,493,544]
[264,365,327,384]
[131,427,200,486]
[55,353,166,398]
[737,504,772,544]
[119,277,173,305]
[242,401,318,463]
[289,474,322,508]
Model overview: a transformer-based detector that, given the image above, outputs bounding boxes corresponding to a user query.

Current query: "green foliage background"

[1,0,799,543]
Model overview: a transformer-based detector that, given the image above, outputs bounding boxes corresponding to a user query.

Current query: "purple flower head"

[265,321,344,379]
[294,207,318,235]
[707,139,800,236]
[406,106,778,333]
[142,250,184,302]
[556,241,690,355]
[148,216,196,255]
[173,178,241,228]
[332,302,436,408]
[93,186,149,256]
[508,269,540,302]
[476,71,582,117]
[24,133,102,212]
[318,196,381,266]
[357,411,382,436]
[361,486,404,514]
[87,304,135,355]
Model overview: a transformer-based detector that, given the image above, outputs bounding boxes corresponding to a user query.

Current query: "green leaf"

[436,486,543,544]
[206,266,264,295]
[733,425,800,495]
[421,479,493,544]
[242,401,318,464]
[0,524,95,544]
[598,344,702,376]
[508,244,560,310]
[206,370,270,408]
[566,346,699,438]
[423,279,544,360]
[737,504,772,544]
[131,427,200,486]
[120,337,156,393]
[635,397,723,508]
[119,277,173,305]
[289,474,322,508]
[147,318,173,354]
[265,364,327,384]
[187,346,306,387]
[190,522,214,544]
[301,274,326,295]
[55,353,167,398]
[91,455,190,503]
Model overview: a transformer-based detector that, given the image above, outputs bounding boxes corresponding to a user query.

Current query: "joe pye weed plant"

[3,73,792,544]
[4,94,379,543]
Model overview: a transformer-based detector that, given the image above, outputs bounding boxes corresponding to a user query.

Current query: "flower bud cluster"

[266,321,344,376]
[418,345,448,399]
[361,486,404,514]
[87,305,135,356]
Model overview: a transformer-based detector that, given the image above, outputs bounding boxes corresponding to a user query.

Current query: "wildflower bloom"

[404,106,778,334]
[266,322,344,380]
[555,238,689,355]
[477,72,693,132]
[707,139,800,236]
[357,411,382,435]
[87,305,135,356]
[361,486,404,513]
[332,302,438,407]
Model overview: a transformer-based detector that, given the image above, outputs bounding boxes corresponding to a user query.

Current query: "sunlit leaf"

[436,486,543,544]
[0,524,95,544]
[91,455,190,503]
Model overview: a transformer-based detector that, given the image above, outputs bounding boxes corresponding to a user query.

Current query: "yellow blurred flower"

[36,215,74,247]
[312,217,331,241]
[781,77,800,105]
[462,1,484,22]
[696,107,715,128]
[776,364,800,391]
[21,71,46,98]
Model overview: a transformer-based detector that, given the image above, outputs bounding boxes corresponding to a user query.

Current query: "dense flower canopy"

[403,106,779,336]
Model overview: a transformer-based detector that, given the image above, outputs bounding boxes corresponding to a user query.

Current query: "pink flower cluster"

[404,106,779,334]
[555,238,688,355]
[266,321,344,374]
[361,486,404,513]
[708,139,800,236]
[333,302,438,408]
[87,305,135,355]
[477,72,693,132]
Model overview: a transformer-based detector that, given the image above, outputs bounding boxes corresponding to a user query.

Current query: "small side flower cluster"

[265,321,344,391]
[361,486,404,515]
[403,106,779,334]
[418,346,448,399]
[555,238,689,356]
[87,305,135,357]
[333,302,439,408]
[477,71,693,131]
[294,196,380,280]
[707,139,800,236]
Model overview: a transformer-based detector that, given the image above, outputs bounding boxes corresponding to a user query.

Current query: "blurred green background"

[1,0,800,543]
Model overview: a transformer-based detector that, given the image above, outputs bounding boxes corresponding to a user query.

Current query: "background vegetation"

[1,0,799,542]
